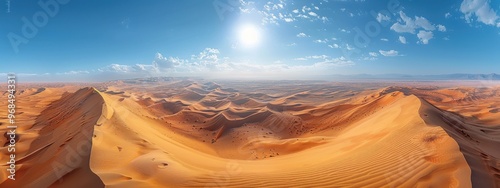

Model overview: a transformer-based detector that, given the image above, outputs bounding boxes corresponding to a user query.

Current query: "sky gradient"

[1,0,500,81]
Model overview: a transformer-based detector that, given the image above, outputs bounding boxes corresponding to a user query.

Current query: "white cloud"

[414,17,435,31]
[321,16,329,23]
[460,0,500,27]
[99,64,144,73]
[369,52,378,57]
[296,14,310,19]
[293,57,308,61]
[390,11,442,44]
[134,64,157,72]
[376,13,390,23]
[445,12,451,18]
[238,0,297,26]
[302,5,311,13]
[283,17,294,22]
[152,53,184,71]
[417,30,433,44]
[380,38,389,41]
[379,50,399,56]
[328,44,340,48]
[297,32,310,37]
[16,47,359,81]
[391,11,436,33]
[314,56,354,67]
[314,39,328,43]
[261,12,279,25]
[294,55,355,67]
[63,70,90,75]
[97,48,224,75]
[297,55,354,67]
[289,4,326,23]
[437,24,447,32]
[399,36,407,44]
[307,55,329,59]
[340,29,351,33]
[189,48,223,71]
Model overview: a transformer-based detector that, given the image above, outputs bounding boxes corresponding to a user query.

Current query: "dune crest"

[1,87,105,188]
[3,80,498,187]
[84,81,472,187]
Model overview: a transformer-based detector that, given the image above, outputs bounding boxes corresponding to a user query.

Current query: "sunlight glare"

[238,24,261,48]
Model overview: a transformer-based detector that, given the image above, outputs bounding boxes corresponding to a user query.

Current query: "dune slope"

[0,87,104,188]
[420,100,500,187]
[89,86,470,187]
[3,81,493,187]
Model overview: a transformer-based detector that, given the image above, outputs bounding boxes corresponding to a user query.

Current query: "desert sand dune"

[2,80,499,187]
[417,96,500,187]
[1,87,104,188]
[87,85,471,187]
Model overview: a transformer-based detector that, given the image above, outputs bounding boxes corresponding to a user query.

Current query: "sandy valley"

[1,78,499,187]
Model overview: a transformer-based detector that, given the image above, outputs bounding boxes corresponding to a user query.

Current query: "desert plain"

[0,78,499,187]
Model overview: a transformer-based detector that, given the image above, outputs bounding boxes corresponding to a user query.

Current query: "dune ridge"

[81,81,474,187]
[1,87,105,188]
[3,80,499,187]
[419,99,500,187]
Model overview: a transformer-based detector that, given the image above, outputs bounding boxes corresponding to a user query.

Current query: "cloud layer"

[379,50,399,57]
[18,47,357,81]
[390,11,446,44]
[460,0,500,27]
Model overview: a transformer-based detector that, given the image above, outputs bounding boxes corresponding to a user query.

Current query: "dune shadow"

[0,88,104,188]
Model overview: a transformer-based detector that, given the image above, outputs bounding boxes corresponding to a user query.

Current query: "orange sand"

[1,80,499,187]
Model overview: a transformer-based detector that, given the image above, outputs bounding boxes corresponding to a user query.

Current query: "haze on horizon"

[1,0,500,81]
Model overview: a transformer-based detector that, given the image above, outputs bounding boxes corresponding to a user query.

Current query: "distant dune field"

[1,79,499,187]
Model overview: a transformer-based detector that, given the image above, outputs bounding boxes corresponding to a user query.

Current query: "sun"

[238,24,261,48]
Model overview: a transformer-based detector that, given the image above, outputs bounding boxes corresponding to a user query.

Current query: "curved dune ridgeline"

[2,80,499,187]
[1,87,104,188]
[88,85,471,187]
[416,92,500,187]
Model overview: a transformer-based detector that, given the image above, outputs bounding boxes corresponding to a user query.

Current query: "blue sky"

[1,0,499,81]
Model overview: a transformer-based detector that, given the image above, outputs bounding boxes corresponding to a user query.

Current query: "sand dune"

[1,80,499,187]
[88,85,470,187]
[415,89,500,187]
[1,87,104,187]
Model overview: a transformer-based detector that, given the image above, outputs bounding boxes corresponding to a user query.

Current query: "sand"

[1,79,499,187]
